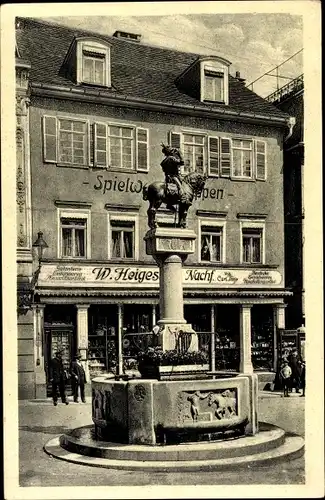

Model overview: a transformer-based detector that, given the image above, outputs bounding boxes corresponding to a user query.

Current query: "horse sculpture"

[143,172,206,229]
[143,143,207,229]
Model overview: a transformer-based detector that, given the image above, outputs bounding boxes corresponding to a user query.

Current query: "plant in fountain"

[137,346,209,379]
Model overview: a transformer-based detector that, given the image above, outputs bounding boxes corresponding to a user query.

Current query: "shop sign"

[38,264,282,288]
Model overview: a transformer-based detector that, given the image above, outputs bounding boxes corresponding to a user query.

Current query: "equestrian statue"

[143,144,207,229]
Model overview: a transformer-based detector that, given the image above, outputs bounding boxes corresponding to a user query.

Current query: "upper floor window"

[111,220,134,259]
[232,139,253,178]
[58,119,87,165]
[204,69,224,102]
[183,133,205,175]
[107,213,139,261]
[61,218,86,258]
[43,116,149,171]
[201,60,230,104]
[242,228,263,264]
[57,208,91,259]
[77,40,111,87]
[83,50,106,85]
[200,226,223,263]
[169,131,266,180]
[198,218,226,263]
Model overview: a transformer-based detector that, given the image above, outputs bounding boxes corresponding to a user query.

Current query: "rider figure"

[160,143,187,206]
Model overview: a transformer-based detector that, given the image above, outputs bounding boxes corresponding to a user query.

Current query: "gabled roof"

[16,17,289,122]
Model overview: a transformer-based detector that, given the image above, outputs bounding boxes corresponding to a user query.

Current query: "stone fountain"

[44,145,304,470]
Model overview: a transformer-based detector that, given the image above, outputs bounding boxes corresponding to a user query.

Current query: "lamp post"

[32,231,48,366]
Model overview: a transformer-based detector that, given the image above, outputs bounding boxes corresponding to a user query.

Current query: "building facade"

[16,17,294,399]
[266,75,304,330]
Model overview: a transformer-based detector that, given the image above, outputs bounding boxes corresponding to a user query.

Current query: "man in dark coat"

[288,349,302,394]
[50,350,69,406]
[70,354,87,403]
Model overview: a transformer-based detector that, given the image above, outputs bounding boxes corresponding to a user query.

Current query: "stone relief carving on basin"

[177,389,238,423]
[92,389,112,424]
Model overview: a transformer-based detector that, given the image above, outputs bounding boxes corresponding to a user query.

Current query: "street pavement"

[18,391,305,487]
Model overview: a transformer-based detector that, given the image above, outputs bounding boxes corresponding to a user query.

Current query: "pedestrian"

[288,349,302,394]
[300,361,306,397]
[152,324,160,347]
[70,353,87,403]
[280,361,292,397]
[50,350,69,406]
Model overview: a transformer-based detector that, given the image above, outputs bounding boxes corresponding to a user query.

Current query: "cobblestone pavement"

[18,391,305,487]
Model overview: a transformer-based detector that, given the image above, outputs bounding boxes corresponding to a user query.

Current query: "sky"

[45,12,303,97]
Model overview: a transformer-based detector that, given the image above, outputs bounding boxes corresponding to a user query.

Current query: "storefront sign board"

[38,264,283,288]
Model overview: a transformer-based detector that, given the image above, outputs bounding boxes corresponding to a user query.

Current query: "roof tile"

[16,17,288,120]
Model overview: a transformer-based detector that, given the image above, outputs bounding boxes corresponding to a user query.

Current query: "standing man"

[70,353,87,403]
[288,349,302,394]
[50,350,69,406]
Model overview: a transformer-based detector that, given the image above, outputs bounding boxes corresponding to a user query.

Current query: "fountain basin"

[91,373,258,445]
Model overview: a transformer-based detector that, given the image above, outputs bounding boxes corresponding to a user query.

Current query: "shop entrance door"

[44,324,75,396]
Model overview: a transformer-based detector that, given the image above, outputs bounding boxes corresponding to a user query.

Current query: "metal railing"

[265,74,304,104]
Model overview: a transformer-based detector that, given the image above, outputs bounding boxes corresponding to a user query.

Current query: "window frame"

[198,218,226,264]
[231,138,254,179]
[57,117,89,167]
[57,208,91,259]
[182,132,206,175]
[240,220,265,265]
[167,130,267,181]
[108,124,135,171]
[77,40,111,87]
[107,212,139,261]
[201,63,229,105]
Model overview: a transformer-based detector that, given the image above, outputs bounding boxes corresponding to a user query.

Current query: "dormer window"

[201,59,229,104]
[61,38,111,87]
[175,55,231,106]
[82,49,106,85]
[204,68,225,102]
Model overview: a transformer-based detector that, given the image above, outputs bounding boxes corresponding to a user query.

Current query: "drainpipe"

[284,116,296,142]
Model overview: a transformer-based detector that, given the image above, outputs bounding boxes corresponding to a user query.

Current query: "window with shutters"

[58,209,91,259]
[58,118,88,166]
[183,133,205,174]
[232,139,253,178]
[208,137,219,176]
[43,116,149,171]
[255,141,267,180]
[108,125,134,170]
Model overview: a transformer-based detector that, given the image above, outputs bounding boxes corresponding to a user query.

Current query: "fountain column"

[144,227,198,351]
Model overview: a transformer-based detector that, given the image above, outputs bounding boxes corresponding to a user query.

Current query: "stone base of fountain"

[44,421,304,471]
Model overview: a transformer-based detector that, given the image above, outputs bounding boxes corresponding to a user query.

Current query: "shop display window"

[251,305,274,371]
[88,306,117,376]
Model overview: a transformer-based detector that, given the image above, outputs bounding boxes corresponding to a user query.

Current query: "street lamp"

[17,231,49,313]
[32,231,48,265]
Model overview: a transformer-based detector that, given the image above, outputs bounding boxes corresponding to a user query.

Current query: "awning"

[35,288,293,298]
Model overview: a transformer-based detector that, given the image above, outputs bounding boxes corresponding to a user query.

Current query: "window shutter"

[88,123,94,166]
[208,136,219,177]
[220,137,232,177]
[43,116,57,163]
[169,131,181,149]
[136,128,149,171]
[94,122,107,167]
[255,140,267,180]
